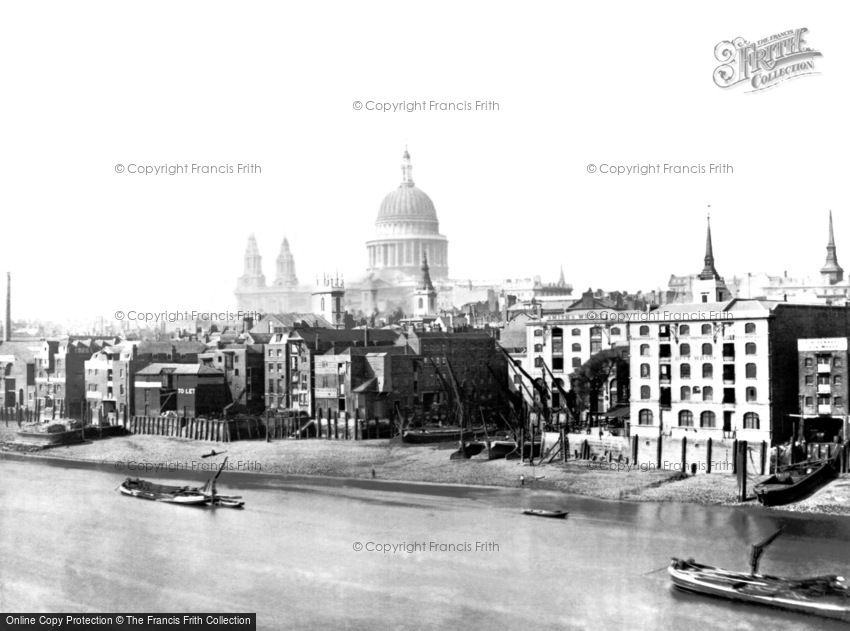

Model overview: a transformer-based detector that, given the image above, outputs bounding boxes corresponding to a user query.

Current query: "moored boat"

[119,478,209,505]
[522,509,568,519]
[403,425,493,444]
[754,458,837,506]
[668,558,850,621]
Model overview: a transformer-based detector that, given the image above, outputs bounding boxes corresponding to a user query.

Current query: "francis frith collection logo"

[713,28,822,92]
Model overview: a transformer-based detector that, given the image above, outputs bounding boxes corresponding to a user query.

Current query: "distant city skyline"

[1,4,847,320]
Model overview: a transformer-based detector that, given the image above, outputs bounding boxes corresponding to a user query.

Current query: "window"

[745,363,757,379]
[639,325,649,336]
[744,322,756,334]
[805,374,814,385]
[700,411,716,428]
[572,357,581,368]
[680,343,690,356]
[835,375,843,386]
[552,357,564,371]
[640,363,651,378]
[680,386,691,400]
[571,328,580,336]
[742,343,755,356]
[702,343,713,356]
[572,343,581,352]
[678,410,694,427]
[534,329,543,337]
[702,363,713,379]
[680,363,691,379]
[640,385,650,400]
[743,412,760,429]
[746,387,757,402]
[679,324,690,336]
[835,356,843,368]
[702,386,713,401]
[639,409,653,425]
[701,324,712,335]
[611,327,621,335]
[818,374,830,386]
[234,369,239,376]
[805,357,813,367]
[534,344,543,353]
[836,397,844,407]
[805,396,813,406]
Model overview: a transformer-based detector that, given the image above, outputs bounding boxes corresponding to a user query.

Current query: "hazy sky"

[1,2,846,321]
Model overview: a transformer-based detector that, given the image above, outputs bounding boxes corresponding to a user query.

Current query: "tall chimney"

[5,272,10,342]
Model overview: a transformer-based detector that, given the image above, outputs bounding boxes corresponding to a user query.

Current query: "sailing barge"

[118,457,244,508]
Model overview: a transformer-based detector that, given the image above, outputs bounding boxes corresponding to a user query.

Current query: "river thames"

[2,455,850,630]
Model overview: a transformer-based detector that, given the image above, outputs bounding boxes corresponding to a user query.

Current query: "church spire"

[698,214,721,280]
[401,147,414,186]
[274,236,298,287]
[418,252,435,291]
[558,264,566,288]
[821,210,844,284]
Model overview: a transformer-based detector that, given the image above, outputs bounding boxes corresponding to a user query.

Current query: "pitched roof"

[136,363,224,376]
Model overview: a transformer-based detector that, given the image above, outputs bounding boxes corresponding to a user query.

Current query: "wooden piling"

[656,435,662,468]
[560,426,567,463]
[737,440,748,502]
[334,412,339,440]
[631,434,639,465]
[681,436,687,473]
[706,437,713,474]
[760,441,767,475]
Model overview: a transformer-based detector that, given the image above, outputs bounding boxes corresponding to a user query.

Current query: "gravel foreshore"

[2,426,850,515]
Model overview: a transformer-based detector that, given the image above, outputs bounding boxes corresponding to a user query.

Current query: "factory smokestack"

[5,272,10,342]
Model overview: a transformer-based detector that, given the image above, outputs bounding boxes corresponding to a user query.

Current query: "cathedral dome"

[376,150,440,234]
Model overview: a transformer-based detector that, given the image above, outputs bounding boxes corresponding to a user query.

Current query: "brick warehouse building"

[797,337,850,443]
[629,300,850,444]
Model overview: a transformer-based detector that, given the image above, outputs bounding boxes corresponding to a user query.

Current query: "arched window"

[571,328,580,336]
[680,363,691,379]
[743,412,760,429]
[611,327,621,335]
[639,409,653,425]
[639,325,649,336]
[702,386,713,401]
[745,343,756,355]
[679,324,690,336]
[700,411,716,428]
[746,387,757,402]
[702,363,713,379]
[746,363,757,378]
[680,386,691,400]
[701,324,712,335]
[640,363,650,378]
[552,327,562,337]
[640,385,650,400]
[418,298,423,309]
[744,322,756,334]
[572,343,581,352]
[702,343,713,356]
[640,344,650,356]
[678,410,694,427]
[680,343,690,356]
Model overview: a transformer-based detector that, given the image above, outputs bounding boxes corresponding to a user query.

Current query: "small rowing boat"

[668,558,850,621]
[522,509,568,519]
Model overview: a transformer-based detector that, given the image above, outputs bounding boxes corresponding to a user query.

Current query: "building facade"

[797,337,849,443]
[134,364,230,417]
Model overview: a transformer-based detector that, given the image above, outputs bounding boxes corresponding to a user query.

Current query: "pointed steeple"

[418,252,435,292]
[401,147,414,187]
[557,265,566,288]
[821,210,844,284]
[698,214,721,280]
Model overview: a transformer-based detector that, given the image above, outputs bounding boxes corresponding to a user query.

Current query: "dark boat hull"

[403,426,492,444]
[522,509,567,519]
[669,558,850,621]
[754,460,837,506]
